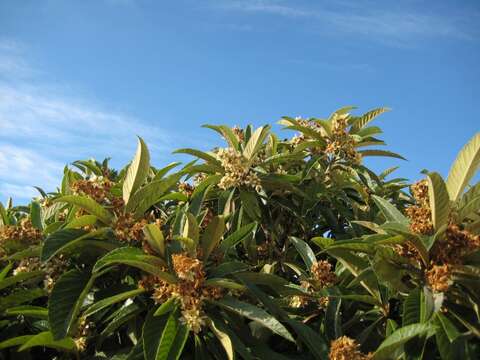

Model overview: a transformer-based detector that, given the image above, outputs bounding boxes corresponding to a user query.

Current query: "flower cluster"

[216,148,261,190]
[329,336,372,360]
[433,224,480,264]
[424,225,480,293]
[290,261,337,309]
[394,240,423,266]
[0,218,43,246]
[178,182,195,197]
[311,260,337,288]
[193,172,208,186]
[288,116,360,163]
[232,126,244,142]
[113,213,148,244]
[426,264,451,293]
[288,118,322,148]
[288,280,312,309]
[325,115,361,164]
[71,178,112,204]
[405,180,434,235]
[13,256,68,292]
[145,253,223,333]
[74,317,95,352]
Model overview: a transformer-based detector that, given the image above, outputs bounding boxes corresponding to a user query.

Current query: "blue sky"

[0,0,479,203]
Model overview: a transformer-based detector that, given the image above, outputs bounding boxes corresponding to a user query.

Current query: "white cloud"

[0,39,174,203]
[212,0,479,44]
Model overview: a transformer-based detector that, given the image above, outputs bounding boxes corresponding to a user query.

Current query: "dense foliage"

[0,107,479,360]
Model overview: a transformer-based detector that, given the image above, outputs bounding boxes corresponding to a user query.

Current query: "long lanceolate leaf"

[93,247,176,283]
[201,215,225,261]
[173,148,223,169]
[372,323,431,360]
[127,173,183,216]
[18,331,76,352]
[84,288,146,317]
[48,269,92,340]
[358,149,406,160]
[243,125,270,161]
[214,296,295,342]
[427,172,450,230]
[372,195,409,225]
[123,136,151,206]
[290,236,316,270]
[41,228,111,261]
[54,195,113,224]
[446,132,480,201]
[350,107,390,131]
[202,124,240,150]
[143,310,189,360]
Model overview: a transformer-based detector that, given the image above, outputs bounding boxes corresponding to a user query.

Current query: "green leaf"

[214,296,294,342]
[48,269,92,339]
[123,136,151,206]
[427,172,450,230]
[5,305,48,319]
[0,270,44,291]
[157,310,182,360]
[458,194,480,221]
[18,331,75,352]
[166,322,189,360]
[290,236,316,270]
[54,195,113,224]
[243,126,267,160]
[403,288,433,326]
[183,213,200,244]
[41,228,87,261]
[208,318,234,360]
[84,288,145,317]
[0,262,12,281]
[436,313,461,343]
[100,303,142,338]
[65,214,98,229]
[93,247,176,283]
[173,148,222,169]
[372,195,409,225]
[219,222,257,251]
[201,215,225,261]
[372,323,431,360]
[30,201,43,230]
[325,290,342,340]
[158,308,190,360]
[0,288,45,311]
[239,190,261,220]
[190,176,221,214]
[386,319,398,337]
[0,335,33,350]
[0,201,8,226]
[286,319,329,359]
[435,321,465,360]
[154,162,181,181]
[143,310,188,360]
[204,278,245,291]
[351,107,390,131]
[446,133,480,201]
[358,149,406,160]
[131,174,183,217]
[154,297,177,316]
[202,124,240,150]
[144,223,166,257]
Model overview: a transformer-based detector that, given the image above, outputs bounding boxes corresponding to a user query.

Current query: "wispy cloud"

[211,0,479,45]
[0,38,174,203]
